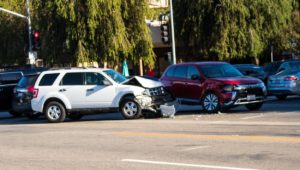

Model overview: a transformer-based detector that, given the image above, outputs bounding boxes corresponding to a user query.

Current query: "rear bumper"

[12,99,32,113]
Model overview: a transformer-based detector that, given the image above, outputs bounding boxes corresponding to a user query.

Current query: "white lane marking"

[122,159,260,170]
[241,114,265,120]
[182,145,211,151]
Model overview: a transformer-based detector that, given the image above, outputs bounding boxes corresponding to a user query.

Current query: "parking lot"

[0,96,299,170]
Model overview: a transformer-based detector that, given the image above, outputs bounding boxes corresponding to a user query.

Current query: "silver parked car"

[267,68,300,100]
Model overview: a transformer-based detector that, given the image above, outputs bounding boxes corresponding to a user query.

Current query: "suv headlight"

[222,84,234,92]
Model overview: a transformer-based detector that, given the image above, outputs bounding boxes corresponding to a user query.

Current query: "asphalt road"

[0,96,299,170]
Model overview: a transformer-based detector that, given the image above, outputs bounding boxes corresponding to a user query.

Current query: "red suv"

[160,62,267,113]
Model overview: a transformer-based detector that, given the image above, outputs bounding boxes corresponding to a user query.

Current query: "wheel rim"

[47,105,62,120]
[203,94,219,111]
[123,101,138,117]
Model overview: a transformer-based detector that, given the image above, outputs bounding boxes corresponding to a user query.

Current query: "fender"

[40,92,72,111]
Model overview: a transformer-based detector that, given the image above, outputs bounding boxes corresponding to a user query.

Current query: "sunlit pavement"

[0,96,299,170]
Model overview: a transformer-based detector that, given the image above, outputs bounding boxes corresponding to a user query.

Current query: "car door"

[59,72,87,109]
[171,65,188,99]
[84,72,116,108]
[183,65,204,100]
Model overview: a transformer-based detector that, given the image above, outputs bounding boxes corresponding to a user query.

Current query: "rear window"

[17,75,38,87]
[276,68,300,76]
[289,61,300,68]
[0,72,23,85]
[39,73,59,86]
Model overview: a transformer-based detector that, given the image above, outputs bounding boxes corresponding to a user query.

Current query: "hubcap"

[47,105,62,120]
[203,94,218,111]
[123,101,138,117]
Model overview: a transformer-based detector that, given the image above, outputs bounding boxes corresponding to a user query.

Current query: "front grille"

[149,87,165,96]
[237,87,264,98]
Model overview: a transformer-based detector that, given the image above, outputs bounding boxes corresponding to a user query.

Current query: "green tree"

[0,0,27,66]
[174,0,293,63]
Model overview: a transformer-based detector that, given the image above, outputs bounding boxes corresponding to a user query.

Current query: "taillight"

[284,76,298,81]
[27,86,39,98]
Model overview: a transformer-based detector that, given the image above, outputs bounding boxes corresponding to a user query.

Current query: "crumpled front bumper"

[136,93,175,112]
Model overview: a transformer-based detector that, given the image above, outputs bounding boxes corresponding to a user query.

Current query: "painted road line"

[241,114,265,120]
[122,159,259,170]
[182,145,211,151]
[116,132,300,143]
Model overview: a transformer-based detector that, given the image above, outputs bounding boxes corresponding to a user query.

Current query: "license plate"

[247,95,256,101]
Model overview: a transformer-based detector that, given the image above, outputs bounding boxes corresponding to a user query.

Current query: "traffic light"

[161,23,170,44]
[31,31,41,50]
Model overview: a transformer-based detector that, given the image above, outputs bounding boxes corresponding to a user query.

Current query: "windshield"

[103,69,127,83]
[199,64,243,78]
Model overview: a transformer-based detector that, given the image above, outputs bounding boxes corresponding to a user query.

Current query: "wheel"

[9,110,23,117]
[276,95,287,100]
[201,92,220,113]
[25,112,42,119]
[245,102,263,111]
[44,101,66,123]
[67,114,83,120]
[120,97,141,119]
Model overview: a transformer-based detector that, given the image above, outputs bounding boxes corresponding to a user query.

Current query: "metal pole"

[25,0,34,65]
[271,45,273,62]
[169,0,176,64]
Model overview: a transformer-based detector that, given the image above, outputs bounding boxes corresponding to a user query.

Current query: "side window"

[61,73,84,86]
[166,66,175,77]
[187,66,200,79]
[86,72,105,85]
[39,73,59,86]
[173,66,187,79]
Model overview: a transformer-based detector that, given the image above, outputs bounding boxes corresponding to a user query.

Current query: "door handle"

[86,88,94,92]
[59,89,66,92]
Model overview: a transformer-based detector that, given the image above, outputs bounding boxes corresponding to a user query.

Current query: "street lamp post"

[169,0,176,64]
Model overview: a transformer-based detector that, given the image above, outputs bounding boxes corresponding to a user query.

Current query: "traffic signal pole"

[170,0,176,64]
[0,0,35,65]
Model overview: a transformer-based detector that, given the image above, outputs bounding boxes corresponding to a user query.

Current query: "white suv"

[31,68,173,123]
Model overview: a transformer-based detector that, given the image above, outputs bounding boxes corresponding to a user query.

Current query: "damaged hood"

[121,76,162,88]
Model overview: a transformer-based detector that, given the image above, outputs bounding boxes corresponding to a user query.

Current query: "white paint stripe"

[122,159,260,170]
[182,145,211,151]
[241,114,265,120]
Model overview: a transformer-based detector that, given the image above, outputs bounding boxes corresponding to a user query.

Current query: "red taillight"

[27,86,39,98]
[284,76,298,81]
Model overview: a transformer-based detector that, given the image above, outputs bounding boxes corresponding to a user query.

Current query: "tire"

[276,95,287,100]
[201,92,220,113]
[120,97,141,119]
[44,101,66,123]
[68,114,83,120]
[9,110,23,117]
[25,112,42,119]
[245,102,263,111]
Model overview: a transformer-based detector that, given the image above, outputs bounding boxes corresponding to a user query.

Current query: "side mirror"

[191,74,200,80]
[103,80,112,86]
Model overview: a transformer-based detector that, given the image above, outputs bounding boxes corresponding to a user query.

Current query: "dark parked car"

[0,71,23,115]
[12,74,42,118]
[234,64,266,81]
[267,68,300,100]
[160,62,267,113]
[0,67,47,116]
